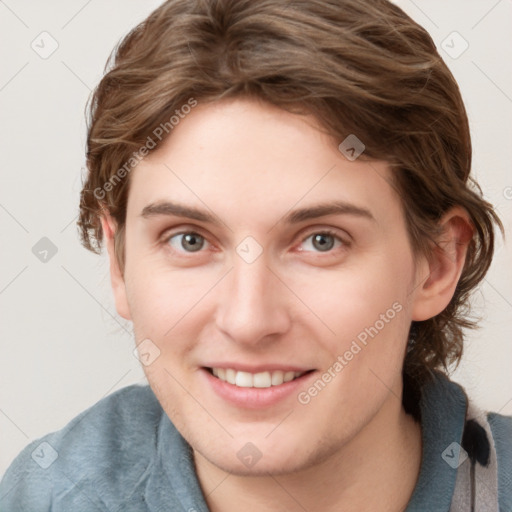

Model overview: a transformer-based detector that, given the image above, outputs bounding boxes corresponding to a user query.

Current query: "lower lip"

[201,368,316,409]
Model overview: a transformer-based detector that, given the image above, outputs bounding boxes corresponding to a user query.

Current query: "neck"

[194,393,423,512]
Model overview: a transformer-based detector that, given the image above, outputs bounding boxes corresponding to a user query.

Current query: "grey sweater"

[1,372,511,511]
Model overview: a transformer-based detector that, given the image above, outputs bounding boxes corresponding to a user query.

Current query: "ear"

[411,207,474,321]
[100,212,131,321]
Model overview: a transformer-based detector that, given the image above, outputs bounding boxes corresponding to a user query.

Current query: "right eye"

[166,232,209,253]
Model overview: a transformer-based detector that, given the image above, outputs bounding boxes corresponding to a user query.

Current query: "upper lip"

[203,363,315,373]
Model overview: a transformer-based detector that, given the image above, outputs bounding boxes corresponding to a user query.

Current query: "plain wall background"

[1,0,511,477]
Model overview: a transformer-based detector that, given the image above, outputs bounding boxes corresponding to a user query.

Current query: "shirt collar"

[405,371,468,511]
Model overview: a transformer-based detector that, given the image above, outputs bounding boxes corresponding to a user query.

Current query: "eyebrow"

[140,200,375,225]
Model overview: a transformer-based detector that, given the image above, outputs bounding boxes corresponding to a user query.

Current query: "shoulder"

[409,372,511,511]
[0,384,163,512]
[487,412,512,509]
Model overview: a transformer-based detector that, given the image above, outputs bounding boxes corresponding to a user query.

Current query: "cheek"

[123,259,218,345]
[303,253,412,339]
[343,259,414,379]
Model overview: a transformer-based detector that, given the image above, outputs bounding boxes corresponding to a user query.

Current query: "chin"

[196,445,311,477]
[192,427,338,478]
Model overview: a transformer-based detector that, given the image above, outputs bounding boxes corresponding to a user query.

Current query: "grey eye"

[169,232,205,252]
[311,233,335,251]
[301,232,342,252]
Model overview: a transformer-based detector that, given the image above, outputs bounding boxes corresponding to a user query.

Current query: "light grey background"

[1,0,511,476]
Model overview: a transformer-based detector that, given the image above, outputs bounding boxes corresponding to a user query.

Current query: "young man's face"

[112,98,427,475]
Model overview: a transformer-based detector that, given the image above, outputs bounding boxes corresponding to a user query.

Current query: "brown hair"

[79,0,503,400]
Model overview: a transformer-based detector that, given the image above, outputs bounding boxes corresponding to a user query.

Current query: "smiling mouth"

[205,367,314,388]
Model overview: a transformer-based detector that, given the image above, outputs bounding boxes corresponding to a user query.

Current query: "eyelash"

[161,227,350,257]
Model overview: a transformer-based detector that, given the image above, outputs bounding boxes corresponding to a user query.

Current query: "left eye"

[167,232,208,253]
[300,232,343,252]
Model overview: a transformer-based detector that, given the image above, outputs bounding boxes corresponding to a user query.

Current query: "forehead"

[127,98,404,232]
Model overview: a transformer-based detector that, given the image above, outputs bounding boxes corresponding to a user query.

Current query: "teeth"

[226,368,236,385]
[235,371,253,388]
[283,371,296,383]
[211,368,304,387]
[271,370,284,386]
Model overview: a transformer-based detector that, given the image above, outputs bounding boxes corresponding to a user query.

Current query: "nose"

[214,256,292,347]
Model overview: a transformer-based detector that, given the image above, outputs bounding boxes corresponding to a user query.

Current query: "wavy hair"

[78,0,503,406]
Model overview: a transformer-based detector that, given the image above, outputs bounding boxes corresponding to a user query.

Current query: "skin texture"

[101,98,472,511]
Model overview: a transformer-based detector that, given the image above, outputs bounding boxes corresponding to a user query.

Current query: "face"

[114,98,425,475]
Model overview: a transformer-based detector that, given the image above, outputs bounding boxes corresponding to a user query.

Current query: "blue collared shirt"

[1,372,511,511]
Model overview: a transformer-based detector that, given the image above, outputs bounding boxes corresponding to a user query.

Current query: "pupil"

[313,234,334,251]
[182,233,203,252]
